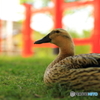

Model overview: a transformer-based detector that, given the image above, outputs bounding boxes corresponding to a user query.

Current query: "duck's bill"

[34,34,51,44]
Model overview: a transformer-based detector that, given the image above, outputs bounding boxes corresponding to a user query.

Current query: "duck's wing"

[58,53,100,69]
[44,53,100,91]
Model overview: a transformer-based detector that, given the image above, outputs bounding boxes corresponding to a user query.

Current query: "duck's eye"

[55,30,60,33]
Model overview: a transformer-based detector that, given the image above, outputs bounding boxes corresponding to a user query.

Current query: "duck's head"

[34,28,74,48]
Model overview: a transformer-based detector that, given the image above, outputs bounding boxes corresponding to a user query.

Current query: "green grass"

[0,56,99,100]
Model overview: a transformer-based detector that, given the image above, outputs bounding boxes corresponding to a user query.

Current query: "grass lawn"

[0,55,99,100]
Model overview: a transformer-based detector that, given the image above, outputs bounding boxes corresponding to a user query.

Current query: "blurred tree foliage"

[20,0,33,4]
[20,0,50,7]
[63,5,93,38]
[68,29,92,38]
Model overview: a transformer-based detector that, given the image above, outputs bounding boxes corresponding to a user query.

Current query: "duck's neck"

[49,43,74,67]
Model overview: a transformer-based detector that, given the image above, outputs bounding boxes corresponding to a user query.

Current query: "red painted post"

[22,4,33,57]
[54,0,63,28]
[53,0,63,54]
[92,0,100,53]
[0,19,2,53]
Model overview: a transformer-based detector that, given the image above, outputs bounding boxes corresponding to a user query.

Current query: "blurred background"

[0,0,100,57]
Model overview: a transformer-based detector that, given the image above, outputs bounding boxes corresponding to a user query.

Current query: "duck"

[34,28,100,91]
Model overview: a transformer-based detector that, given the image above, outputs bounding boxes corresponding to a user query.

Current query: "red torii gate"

[22,0,100,57]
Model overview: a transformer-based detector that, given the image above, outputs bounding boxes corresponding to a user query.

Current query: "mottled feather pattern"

[44,53,100,91]
[58,53,100,69]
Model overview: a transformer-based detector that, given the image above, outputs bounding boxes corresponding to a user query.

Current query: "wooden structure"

[0,0,100,57]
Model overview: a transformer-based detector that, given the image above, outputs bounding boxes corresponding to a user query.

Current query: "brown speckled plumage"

[34,28,100,92]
